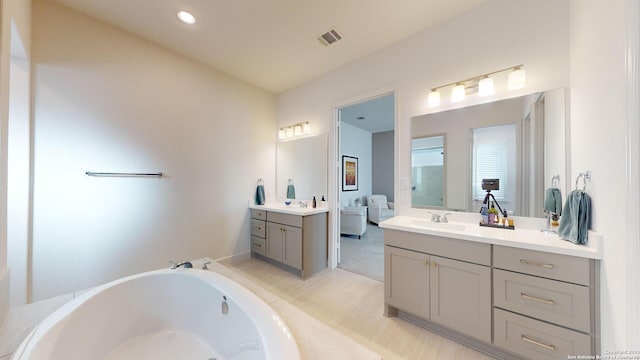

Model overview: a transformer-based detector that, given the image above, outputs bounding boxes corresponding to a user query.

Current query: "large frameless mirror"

[411,88,568,217]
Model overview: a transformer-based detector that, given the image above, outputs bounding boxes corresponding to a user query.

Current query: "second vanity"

[380,216,602,360]
[249,203,328,280]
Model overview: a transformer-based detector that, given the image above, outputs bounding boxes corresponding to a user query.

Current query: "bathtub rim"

[11,268,301,360]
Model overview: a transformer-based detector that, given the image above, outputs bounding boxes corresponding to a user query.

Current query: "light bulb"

[177,11,196,25]
[303,122,311,134]
[427,90,441,107]
[478,77,494,96]
[278,129,286,139]
[286,127,294,138]
[451,84,466,102]
[294,124,302,136]
[508,67,526,90]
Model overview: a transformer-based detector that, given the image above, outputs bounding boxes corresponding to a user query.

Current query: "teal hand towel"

[544,188,563,215]
[286,184,296,199]
[255,184,265,205]
[558,190,591,244]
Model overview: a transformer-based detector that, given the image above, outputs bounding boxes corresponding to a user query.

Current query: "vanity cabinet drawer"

[494,269,591,333]
[251,236,266,256]
[494,246,590,285]
[251,209,267,220]
[267,211,303,228]
[251,219,266,238]
[494,308,591,360]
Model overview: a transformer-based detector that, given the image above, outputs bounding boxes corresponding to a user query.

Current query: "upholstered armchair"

[367,195,395,224]
[340,206,367,238]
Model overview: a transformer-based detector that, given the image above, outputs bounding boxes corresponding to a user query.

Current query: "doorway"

[334,92,395,281]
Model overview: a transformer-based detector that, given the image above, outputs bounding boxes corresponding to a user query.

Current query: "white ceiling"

[341,94,395,133]
[47,0,489,93]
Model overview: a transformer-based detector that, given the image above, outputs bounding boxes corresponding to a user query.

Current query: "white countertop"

[250,203,329,216]
[379,215,602,260]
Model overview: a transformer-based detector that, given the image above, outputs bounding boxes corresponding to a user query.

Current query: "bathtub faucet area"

[171,260,193,269]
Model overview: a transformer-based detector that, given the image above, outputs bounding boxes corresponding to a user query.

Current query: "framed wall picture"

[342,155,358,191]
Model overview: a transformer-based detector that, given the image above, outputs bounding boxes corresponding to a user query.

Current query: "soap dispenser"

[312,196,317,208]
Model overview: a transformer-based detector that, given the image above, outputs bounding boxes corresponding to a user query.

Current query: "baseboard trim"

[397,310,524,360]
[216,251,251,265]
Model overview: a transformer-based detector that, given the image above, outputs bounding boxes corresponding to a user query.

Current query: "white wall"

[372,131,394,202]
[277,0,569,254]
[1,0,32,320]
[569,0,631,352]
[340,122,371,207]
[7,51,31,307]
[30,1,276,301]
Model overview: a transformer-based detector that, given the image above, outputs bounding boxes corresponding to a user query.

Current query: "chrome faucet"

[298,201,307,208]
[429,211,441,223]
[442,213,451,223]
[171,261,193,269]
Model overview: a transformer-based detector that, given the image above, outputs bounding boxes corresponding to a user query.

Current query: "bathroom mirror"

[276,134,328,201]
[411,88,568,217]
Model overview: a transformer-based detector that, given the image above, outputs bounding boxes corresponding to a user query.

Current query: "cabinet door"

[384,246,430,319]
[430,255,491,343]
[266,222,284,262]
[282,225,302,270]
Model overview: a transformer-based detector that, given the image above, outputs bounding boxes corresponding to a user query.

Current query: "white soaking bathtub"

[11,268,300,360]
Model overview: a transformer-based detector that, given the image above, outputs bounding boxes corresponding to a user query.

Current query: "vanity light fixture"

[278,122,312,140]
[427,90,441,107]
[478,76,495,96]
[451,83,466,102]
[177,10,196,25]
[508,66,526,90]
[427,64,525,107]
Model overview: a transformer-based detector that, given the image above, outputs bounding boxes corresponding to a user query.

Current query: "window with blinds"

[472,125,516,201]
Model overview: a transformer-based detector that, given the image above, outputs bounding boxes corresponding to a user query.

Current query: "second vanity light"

[427,65,526,107]
[278,122,312,140]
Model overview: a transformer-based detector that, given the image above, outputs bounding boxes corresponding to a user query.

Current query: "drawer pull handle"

[254,243,262,248]
[520,259,554,269]
[423,260,429,265]
[432,261,437,268]
[521,292,555,305]
[521,335,556,351]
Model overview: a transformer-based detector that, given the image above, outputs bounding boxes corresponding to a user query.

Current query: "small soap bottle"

[312,196,317,208]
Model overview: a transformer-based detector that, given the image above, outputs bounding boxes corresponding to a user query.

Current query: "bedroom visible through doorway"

[336,93,395,282]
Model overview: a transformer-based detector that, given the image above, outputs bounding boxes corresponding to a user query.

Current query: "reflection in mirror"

[276,134,328,201]
[411,88,567,218]
[471,124,516,212]
[411,135,445,208]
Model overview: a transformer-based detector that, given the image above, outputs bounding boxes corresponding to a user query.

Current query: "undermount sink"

[409,220,466,232]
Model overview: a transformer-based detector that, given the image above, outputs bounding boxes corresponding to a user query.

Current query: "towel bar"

[85,171,163,177]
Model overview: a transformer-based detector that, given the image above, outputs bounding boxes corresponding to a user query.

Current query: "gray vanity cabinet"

[266,222,302,269]
[250,208,327,279]
[429,255,491,343]
[381,220,601,360]
[384,229,492,343]
[493,246,599,359]
[385,246,430,319]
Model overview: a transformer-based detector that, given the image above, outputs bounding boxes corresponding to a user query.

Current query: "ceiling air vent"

[317,28,343,47]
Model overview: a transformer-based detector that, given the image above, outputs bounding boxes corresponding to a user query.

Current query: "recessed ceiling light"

[177,11,196,25]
